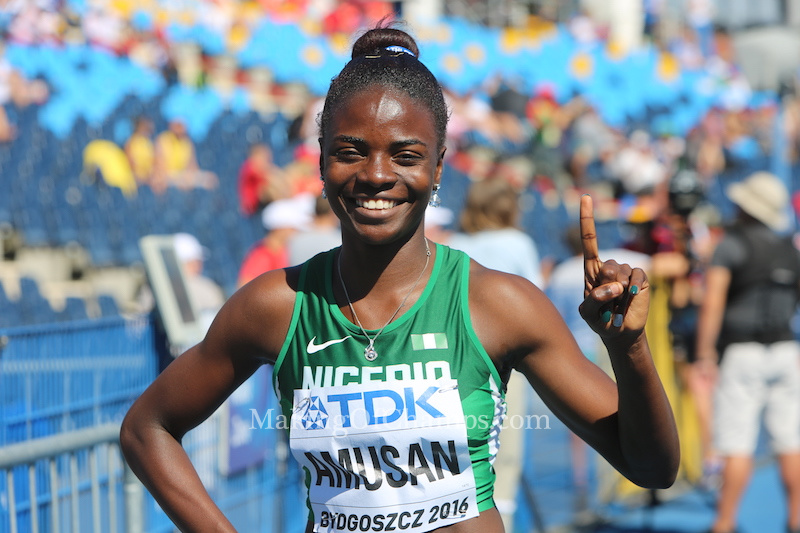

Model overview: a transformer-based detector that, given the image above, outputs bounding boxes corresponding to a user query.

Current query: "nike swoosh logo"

[306,336,352,354]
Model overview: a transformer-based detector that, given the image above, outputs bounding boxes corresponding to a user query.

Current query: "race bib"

[290,378,479,532]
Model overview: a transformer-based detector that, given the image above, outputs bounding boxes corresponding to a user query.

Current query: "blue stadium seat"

[97,294,120,317]
[51,202,80,245]
[58,297,89,322]
[19,277,57,325]
[0,284,23,327]
[15,203,50,248]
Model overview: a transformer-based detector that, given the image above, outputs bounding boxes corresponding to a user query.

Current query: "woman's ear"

[434,147,446,181]
[318,138,325,175]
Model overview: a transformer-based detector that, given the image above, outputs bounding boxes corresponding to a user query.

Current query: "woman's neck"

[337,233,432,299]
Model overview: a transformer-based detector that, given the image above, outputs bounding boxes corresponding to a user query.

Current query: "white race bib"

[290,378,479,532]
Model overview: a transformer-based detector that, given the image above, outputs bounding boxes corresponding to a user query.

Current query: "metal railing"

[0,423,142,533]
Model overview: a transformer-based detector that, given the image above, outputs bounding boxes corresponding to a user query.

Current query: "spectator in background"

[447,177,543,531]
[527,86,569,188]
[124,116,155,185]
[153,118,217,192]
[566,99,619,188]
[81,3,125,52]
[237,195,313,287]
[695,172,800,533]
[0,106,13,143]
[607,129,668,198]
[287,195,341,265]
[136,232,225,327]
[424,204,455,245]
[449,177,543,287]
[547,225,651,515]
[0,40,49,113]
[5,1,62,45]
[82,138,137,197]
[686,107,726,181]
[238,143,287,216]
[173,232,226,324]
[786,79,800,165]
[660,171,720,487]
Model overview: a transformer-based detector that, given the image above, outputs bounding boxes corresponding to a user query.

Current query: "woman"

[448,178,543,286]
[120,25,679,533]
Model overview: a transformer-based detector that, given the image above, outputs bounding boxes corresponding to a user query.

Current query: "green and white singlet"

[273,244,506,532]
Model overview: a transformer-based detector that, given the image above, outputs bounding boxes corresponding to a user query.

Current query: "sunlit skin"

[310,87,677,531]
[119,84,679,533]
[321,88,444,256]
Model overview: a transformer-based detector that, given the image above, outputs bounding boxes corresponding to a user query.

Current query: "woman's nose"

[360,154,396,187]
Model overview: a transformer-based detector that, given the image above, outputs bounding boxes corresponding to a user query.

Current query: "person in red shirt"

[237,195,313,286]
[238,143,287,216]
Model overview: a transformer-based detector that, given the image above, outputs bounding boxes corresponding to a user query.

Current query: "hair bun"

[351,27,420,60]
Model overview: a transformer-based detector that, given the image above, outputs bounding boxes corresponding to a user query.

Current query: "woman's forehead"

[325,87,435,134]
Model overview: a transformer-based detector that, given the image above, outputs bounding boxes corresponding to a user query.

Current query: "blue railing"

[0,316,307,533]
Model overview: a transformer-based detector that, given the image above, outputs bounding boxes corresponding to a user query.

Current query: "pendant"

[364,345,378,361]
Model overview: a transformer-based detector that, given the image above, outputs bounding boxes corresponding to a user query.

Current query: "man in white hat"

[695,171,800,533]
[237,195,314,287]
[173,232,226,318]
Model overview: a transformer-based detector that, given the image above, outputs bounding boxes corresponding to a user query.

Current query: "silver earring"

[429,184,441,207]
[320,176,327,199]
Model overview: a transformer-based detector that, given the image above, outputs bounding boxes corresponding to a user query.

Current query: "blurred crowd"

[3,2,799,213]
[4,2,800,528]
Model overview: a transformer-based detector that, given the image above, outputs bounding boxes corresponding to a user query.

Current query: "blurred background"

[1,1,799,532]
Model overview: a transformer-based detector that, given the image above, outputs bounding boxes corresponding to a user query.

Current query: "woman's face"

[320,87,444,246]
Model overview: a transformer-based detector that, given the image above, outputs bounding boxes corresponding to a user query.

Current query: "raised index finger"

[580,194,603,281]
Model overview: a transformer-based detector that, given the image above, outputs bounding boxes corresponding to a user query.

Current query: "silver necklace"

[337,239,431,361]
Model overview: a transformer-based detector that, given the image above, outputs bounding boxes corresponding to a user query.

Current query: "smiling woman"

[120,21,679,533]
[321,87,442,247]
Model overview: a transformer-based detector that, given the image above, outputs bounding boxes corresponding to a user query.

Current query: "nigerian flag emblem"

[410,333,448,350]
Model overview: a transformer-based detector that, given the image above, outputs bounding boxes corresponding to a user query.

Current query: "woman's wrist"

[604,330,648,358]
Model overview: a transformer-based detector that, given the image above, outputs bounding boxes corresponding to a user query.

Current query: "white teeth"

[357,199,397,210]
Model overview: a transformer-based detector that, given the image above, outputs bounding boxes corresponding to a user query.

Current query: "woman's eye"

[336,149,361,160]
[394,152,422,164]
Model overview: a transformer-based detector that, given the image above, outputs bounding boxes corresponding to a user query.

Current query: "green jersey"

[273,244,506,531]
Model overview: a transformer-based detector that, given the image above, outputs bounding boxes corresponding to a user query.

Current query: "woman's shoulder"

[465,257,544,306]
[464,256,567,363]
[210,266,303,361]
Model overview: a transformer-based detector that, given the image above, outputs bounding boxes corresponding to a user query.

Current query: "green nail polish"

[601,310,612,323]
[630,285,639,295]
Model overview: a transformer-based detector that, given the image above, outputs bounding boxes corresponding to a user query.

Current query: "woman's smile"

[321,87,443,244]
[355,198,399,210]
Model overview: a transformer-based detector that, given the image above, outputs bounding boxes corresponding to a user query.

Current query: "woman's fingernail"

[630,285,639,295]
[613,313,624,327]
[601,310,612,323]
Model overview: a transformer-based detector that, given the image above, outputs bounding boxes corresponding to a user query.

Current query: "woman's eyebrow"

[392,138,427,148]
[331,136,428,148]
[332,135,364,144]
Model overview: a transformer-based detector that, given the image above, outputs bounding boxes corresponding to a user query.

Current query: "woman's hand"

[578,195,650,344]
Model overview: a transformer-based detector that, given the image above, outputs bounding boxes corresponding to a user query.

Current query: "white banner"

[290,378,478,532]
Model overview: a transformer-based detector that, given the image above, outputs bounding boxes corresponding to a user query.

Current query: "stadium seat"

[59,297,89,322]
[0,284,23,328]
[19,277,57,325]
[97,294,120,317]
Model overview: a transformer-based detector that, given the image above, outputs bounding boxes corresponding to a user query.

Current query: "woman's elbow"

[624,454,680,490]
[119,408,151,466]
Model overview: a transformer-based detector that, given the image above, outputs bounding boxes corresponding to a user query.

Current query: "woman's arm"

[471,196,679,489]
[120,269,297,531]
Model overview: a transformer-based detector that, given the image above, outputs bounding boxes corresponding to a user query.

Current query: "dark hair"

[319,24,448,150]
